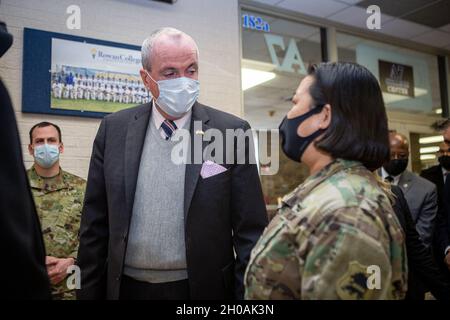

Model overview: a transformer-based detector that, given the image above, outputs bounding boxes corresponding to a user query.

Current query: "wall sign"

[264,34,307,75]
[379,60,415,97]
[242,14,270,32]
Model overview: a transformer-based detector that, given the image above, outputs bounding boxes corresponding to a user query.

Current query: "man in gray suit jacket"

[381,131,438,248]
[77,28,268,300]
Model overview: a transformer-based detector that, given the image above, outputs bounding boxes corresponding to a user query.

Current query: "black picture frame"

[22,28,143,118]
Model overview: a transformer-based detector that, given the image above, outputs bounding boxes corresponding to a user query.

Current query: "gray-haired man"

[77,27,268,300]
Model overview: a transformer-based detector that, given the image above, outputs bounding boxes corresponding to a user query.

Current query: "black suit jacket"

[421,166,450,260]
[421,165,445,207]
[0,78,51,299]
[77,102,268,300]
[391,185,450,300]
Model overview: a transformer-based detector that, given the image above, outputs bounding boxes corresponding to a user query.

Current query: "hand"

[445,252,450,271]
[46,256,75,285]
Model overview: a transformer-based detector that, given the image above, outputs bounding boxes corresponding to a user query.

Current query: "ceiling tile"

[357,0,434,17]
[412,29,450,48]
[277,0,349,18]
[402,0,450,28]
[379,18,432,39]
[327,6,394,29]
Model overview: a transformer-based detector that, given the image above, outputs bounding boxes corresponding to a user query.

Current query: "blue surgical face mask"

[146,71,200,118]
[34,143,60,169]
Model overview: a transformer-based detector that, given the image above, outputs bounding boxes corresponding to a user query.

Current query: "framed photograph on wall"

[22,28,150,118]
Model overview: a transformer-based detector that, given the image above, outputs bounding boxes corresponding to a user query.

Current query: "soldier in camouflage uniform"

[245,159,408,299]
[27,122,86,300]
[245,62,408,300]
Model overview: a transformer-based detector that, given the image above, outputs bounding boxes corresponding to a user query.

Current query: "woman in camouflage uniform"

[245,62,408,300]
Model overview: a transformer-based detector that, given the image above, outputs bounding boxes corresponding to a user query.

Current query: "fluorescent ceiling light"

[419,136,444,144]
[242,68,276,91]
[420,146,439,154]
[420,154,436,161]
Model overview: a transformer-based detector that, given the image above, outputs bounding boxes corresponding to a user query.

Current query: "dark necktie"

[160,119,177,140]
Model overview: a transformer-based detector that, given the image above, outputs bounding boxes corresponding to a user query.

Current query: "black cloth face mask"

[383,158,408,177]
[279,105,326,162]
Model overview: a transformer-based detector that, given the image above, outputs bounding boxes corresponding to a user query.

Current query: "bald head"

[388,131,409,159]
[139,27,200,119]
[141,27,199,71]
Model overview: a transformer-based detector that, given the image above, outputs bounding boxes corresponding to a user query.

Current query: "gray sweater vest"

[124,118,188,283]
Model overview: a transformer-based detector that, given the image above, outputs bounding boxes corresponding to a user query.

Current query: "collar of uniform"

[281,158,362,208]
[28,165,68,192]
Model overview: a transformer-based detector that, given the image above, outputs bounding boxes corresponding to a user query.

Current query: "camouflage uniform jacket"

[27,165,86,300]
[245,159,408,300]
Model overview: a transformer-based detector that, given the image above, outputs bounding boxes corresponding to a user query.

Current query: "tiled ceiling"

[357,0,450,28]
[252,0,450,51]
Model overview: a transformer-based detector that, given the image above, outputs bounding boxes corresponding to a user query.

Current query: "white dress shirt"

[151,100,191,140]
[381,167,401,185]
[442,166,449,184]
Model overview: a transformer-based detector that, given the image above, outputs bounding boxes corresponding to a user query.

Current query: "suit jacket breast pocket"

[200,166,232,185]
[196,168,232,203]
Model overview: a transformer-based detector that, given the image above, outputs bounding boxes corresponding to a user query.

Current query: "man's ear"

[59,143,64,154]
[139,69,150,87]
[28,144,34,156]
[139,68,158,99]
[319,104,332,129]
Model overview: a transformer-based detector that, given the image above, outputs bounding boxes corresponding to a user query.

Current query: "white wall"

[0,0,242,179]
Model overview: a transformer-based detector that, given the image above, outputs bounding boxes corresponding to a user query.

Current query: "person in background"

[421,141,450,207]
[27,122,86,299]
[380,131,437,249]
[390,185,450,300]
[245,62,407,300]
[421,119,450,279]
[77,27,267,300]
[443,176,450,272]
[0,21,51,299]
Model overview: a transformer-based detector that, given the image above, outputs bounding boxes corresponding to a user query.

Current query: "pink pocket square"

[200,160,227,179]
